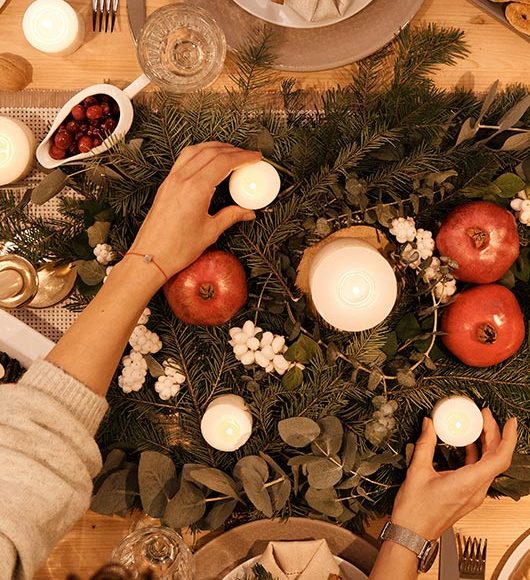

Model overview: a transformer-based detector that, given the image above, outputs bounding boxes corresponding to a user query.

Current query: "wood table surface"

[1,0,529,577]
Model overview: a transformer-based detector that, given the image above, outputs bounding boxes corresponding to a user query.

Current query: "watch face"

[419,541,439,573]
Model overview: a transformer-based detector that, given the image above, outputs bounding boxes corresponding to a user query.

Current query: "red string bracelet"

[126,252,169,283]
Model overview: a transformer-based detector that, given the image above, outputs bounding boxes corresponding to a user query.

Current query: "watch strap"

[380,521,429,555]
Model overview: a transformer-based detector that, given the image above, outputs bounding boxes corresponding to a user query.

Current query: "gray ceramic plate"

[192,0,425,71]
[194,517,378,580]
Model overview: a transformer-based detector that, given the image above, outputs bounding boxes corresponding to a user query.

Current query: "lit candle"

[229,160,281,210]
[0,117,35,186]
[432,396,484,447]
[22,0,84,56]
[200,394,253,452]
[309,238,397,332]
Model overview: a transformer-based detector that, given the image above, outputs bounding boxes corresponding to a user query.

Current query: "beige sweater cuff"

[19,359,109,436]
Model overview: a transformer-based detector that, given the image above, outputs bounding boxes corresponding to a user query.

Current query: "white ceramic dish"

[36,74,150,170]
[232,0,373,28]
[0,309,55,367]
[497,532,530,580]
[222,555,367,580]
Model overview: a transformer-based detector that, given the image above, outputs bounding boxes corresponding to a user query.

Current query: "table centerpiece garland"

[1,24,530,533]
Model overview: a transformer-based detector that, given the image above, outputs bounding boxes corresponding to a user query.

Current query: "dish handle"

[123,73,151,99]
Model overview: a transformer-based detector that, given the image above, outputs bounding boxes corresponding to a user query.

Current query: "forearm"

[369,541,418,580]
[47,256,163,397]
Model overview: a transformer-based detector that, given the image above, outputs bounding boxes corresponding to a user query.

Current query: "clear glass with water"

[137,4,226,94]
[111,525,195,579]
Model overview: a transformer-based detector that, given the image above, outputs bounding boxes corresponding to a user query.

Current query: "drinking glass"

[137,4,226,94]
[111,525,194,579]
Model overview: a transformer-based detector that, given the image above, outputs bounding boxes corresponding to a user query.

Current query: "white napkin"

[253,539,341,579]
[283,0,350,22]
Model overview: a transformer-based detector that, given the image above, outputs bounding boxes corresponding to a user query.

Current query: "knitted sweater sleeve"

[0,359,109,580]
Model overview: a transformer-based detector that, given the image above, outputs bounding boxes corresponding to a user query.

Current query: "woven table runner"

[1,90,81,342]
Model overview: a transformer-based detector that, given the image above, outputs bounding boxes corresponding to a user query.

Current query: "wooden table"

[1,0,529,577]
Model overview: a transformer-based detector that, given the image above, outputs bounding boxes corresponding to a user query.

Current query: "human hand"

[128,142,261,282]
[391,409,517,540]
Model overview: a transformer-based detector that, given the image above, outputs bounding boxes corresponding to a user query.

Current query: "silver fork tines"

[458,535,487,580]
[92,0,118,32]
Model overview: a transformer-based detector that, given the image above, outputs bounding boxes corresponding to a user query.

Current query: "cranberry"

[50,145,66,159]
[100,102,111,116]
[65,120,78,133]
[83,96,98,107]
[77,135,94,153]
[71,104,86,121]
[54,130,73,149]
[93,137,103,147]
[86,105,103,120]
[101,117,117,134]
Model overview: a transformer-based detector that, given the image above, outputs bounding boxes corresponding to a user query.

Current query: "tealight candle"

[229,160,281,210]
[309,238,397,332]
[432,396,484,447]
[0,117,35,186]
[200,394,253,452]
[23,0,84,56]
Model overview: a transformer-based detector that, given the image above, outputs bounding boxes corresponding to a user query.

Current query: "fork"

[458,535,488,580]
[92,0,119,32]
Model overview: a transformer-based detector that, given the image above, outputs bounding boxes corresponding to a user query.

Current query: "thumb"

[411,417,437,471]
[213,205,255,235]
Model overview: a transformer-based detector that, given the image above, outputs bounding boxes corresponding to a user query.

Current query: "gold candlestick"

[0,255,38,309]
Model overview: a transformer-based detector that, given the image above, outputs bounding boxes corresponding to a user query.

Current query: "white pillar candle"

[309,238,397,332]
[229,160,281,210]
[0,117,35,186]
[432,396,484,447]
[23,0,84,56]
[200,394,253,452]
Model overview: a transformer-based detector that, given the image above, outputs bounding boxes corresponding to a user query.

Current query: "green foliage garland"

[2,24,530,532]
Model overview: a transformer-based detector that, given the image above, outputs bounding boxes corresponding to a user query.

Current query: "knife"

[439,527,460,580]
[127,0,145,45]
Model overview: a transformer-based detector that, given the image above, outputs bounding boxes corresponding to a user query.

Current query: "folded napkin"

[282,0,350,22]
[253,539,341,579]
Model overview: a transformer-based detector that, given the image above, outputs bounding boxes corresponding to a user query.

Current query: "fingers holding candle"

[229,160,281,210]
[431,396,484,447]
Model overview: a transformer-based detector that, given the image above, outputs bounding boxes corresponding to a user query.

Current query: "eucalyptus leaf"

[284,335,319,364]
[518,157,530,182]
[477,80,499,126]
[202,498,238,530]
[307,458,343,489]
[305,486,343,517]
[255,130,275,155]
[233,455,269,482]
[268,477,291,511]
[368,369,382,391]
[91,468,136,515]
[382,332,398,357]
[259,452,288,478]
[281,366,303,390]
[500,132,530,151]
[138,451,178,518]
[311,416,343,456]
[326,342,340,365]
[341,432,358,473]
[189,467,240,499]
[336,474,361,490]
[163,482,206,529]
[493,173,526,198]
[278,417,320,448]
[145,354,165,378]
[287,455,322,467]
[357,451,402,476]
[396,369,416,388]
[30,168,69,205]
[75,259,106,286]
[87,221,111,247]
[71,231,95,260]
[491,476,530,501]
[396,313,422,339]
[456,117,478,146]
[498,95,530,132]
[238,467,273,517]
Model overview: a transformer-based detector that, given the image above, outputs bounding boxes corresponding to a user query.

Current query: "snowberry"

[260,345,275,360]
[233,344,248,358]
[260,331,274,347]
[229,327,241,339]
[254,351,271,368]
[232,331,249,346]
[434,278,457,303]
[422,257,441,282]
[103,265,114,283]
[415,229,435,259]
[240,351,255,366]
[389,217,416,243]
[247,337,260,351]
[272,335,285,354]
[129,325,162,354]
[401,243,420,269]
[137,307,151,326]
[154,375,181,400]
[93,243,115,265]
[242,320,255,337]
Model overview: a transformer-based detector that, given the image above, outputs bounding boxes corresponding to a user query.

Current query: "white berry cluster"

[118,308,159,393]
[510,190,530,226]
[229,320,302,376]
[118,351,148,393]
[389,217,416,243]
[421,256,457,303]
[129,324,162,355]
[365,396,398,447]
[103,265,114,284]
[93,243,115,265]
[154,359,186,401]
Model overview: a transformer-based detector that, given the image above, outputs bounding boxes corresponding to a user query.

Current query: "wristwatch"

[379,521,439,573]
